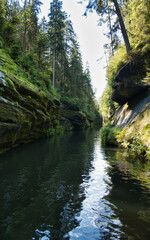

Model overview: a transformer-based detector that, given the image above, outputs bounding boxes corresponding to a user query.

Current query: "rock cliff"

[112,58,150,105]
[112,55,150,150]
[0,54,95,153]
[0,70,60,152]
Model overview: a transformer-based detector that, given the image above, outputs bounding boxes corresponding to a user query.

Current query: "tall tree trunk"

[22,0,28,52]
[113,0,131,52]
[52,46,55,87]
[107,3,114,56]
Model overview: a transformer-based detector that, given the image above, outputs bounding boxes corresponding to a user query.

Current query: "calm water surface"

[0,130,150,240]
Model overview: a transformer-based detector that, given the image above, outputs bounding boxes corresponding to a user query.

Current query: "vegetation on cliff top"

[0,0,99,122]
[97,0,150,120]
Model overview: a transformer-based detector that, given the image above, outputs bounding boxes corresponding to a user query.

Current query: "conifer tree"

[69,41,83,97]
[48,0,66,87]
[0,0,7,39]
[21,0,42,52]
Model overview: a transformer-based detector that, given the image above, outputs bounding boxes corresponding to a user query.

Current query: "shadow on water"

[0,129,150,240]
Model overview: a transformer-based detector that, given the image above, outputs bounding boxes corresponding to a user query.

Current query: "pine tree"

[0,0,7,39]
[69,41,83,97]
[21,0,42,53]
[48,0,66,87]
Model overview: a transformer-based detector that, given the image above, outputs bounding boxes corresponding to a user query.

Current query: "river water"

[0,129,150,240]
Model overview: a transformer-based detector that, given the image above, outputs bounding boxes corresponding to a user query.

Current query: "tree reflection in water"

[102,147,150,240]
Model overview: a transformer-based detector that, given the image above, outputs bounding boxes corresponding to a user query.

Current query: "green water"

[0,130,150,239]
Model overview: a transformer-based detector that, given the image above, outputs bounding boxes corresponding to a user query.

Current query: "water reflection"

[0,130,96,240]
[68,140,127,240]
[102,147,150,240]
[0,130,150,240]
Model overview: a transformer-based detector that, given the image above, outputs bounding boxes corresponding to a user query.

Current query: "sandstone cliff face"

[0,70,95,152]
[112,56,150,150]
[0,62,96,153]
[113,89,150,129]
[112,58,150,105]
[0,70,60,152]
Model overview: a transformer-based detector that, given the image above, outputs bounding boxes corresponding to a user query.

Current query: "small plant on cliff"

[117,129,149,159]
[6,77,15,89]
[46,127,55,137]
[130,135,146,157]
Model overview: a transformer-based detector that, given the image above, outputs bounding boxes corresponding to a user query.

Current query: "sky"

[40,0,107,100]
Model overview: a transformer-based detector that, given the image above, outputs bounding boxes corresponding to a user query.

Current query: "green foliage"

[48,0,66,87]
[5,77,15,88]
[101,0,150,88]
[55,125,64,135]
[145,150,150,160]
[0,37,3,48]
[143,124,150,134]
[0,50,37,91]
[15,101,19,106]
[61,95,78,109]
[100,123,120,146]
[99,84,118,121]
[46,127,55,137]
[117,128,130,148]
[101,124,149,159]
[130,136,146,157]
[126,0,150,47]
[46,125,64,137]
[0,0,99,128]
[117,128,149,159]
[8,44,22,59]
[106,45,127,85]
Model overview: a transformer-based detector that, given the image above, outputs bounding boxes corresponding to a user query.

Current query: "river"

[0,129,150,240]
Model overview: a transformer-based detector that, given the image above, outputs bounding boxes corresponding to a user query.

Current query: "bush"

[100,123,120,146]
[61,95,79,110]
[117,128,148,159]
[0,37,3,48]
[106,46,127,85]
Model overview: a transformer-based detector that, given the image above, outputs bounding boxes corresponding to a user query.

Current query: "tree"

[99,83,117,122]
[36,17,49,68]
[98,0,120,57]
[48,0,66,87]
[112,0,130,52]
[83,0,131,53]
[69,41,83,97]
[21,0,42,53]
[0,0,7,38]
[0,0,23,57]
